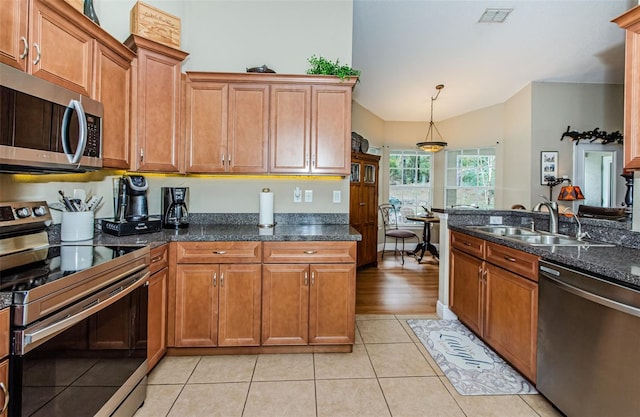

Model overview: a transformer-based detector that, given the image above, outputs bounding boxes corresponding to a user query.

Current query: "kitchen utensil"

[59,190,76,212]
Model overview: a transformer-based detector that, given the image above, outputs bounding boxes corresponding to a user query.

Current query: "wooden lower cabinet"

[449,231,539,382]
[0,360,6,417]
[174,263,261,347]
[147,266,167,370]
[0,308,8,417]
[449,248,483,335]
[262,242,356,346]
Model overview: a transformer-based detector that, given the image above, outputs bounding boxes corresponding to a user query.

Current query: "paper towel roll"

[259,188,274,227]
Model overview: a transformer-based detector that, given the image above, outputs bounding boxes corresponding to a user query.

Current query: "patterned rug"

[407,319,537,395]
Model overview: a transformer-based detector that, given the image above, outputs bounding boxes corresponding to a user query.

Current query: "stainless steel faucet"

[533,196,559,234]
[563,207,590,241]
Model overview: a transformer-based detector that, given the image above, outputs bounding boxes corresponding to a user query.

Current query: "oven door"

[9,269,149,417]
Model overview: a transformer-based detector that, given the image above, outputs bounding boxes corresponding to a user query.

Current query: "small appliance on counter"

[162,187,189,229]
[101,175,161,236]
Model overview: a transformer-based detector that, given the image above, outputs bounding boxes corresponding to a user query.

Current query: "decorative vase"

[84,0,100,25]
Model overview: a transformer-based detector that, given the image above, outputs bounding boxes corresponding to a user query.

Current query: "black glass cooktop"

[0,245,145,293]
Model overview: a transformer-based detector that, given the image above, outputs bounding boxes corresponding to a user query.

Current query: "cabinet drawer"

[175,242,261,263]
[486,242,539,281]
[263,241,356,263]
[451,231,485,258]
[149,244,169,274]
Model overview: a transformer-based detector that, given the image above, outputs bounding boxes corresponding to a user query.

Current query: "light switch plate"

[333,190,341,203]
[304,190,313,203]
[489,216,502,224]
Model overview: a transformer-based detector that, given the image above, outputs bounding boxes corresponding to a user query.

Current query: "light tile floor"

[134,314,564,417]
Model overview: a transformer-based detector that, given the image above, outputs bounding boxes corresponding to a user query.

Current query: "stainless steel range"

[0,201,150,417]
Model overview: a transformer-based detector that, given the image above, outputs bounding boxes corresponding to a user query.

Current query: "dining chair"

[378,203,420,264]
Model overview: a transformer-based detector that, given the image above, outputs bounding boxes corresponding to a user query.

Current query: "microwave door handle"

[61,99,88,165]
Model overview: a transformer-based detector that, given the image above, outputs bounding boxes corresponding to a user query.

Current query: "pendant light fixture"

[417,84,448,152]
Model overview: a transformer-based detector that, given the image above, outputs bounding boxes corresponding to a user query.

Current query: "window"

[388,149,433,224]
[445,147,496,208]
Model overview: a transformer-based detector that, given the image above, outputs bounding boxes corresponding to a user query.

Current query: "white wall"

[0,0,355,223]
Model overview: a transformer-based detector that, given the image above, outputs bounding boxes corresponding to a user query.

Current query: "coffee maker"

[102,175,161,236]
[162,187,189,228]
[123,175,149,221]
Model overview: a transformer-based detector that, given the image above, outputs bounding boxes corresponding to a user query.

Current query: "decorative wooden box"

[130,1,181,49]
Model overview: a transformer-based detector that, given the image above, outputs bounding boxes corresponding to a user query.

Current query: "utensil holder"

[61,211,95,241]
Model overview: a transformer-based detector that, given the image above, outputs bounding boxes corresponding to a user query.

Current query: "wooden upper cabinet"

[184,80,228,173]
[125,35,188,172]
[227,84,269,173]
[270,84,312,173]
[1,0,94,96]
[185,72,356,175]
[614,6,640,170]
[311,85,352,175]
[94,41,135,169]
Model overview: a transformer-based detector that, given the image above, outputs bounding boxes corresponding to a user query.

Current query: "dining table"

[405,214,440,262]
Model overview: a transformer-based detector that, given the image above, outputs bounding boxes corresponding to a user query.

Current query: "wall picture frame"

[541,151,558,185]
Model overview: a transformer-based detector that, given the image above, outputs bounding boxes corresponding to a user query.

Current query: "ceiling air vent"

[478,8,513,23]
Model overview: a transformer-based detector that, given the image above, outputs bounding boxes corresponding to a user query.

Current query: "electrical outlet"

[304,190,313,203]
[333,190,341,203]
[489,216,502,224]
[293,187,302,203]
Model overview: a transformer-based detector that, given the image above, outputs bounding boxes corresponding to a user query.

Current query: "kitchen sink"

[467,225,615,247]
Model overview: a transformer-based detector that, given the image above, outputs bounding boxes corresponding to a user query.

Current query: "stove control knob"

[16,207,31,218]
[33,206,47,217]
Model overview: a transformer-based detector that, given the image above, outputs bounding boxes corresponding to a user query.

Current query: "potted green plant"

[306,55,361,82]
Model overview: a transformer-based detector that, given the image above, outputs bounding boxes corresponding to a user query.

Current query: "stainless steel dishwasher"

[538,260,640,417]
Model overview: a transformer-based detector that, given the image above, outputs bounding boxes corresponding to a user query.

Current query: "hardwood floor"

[356,252,439,315]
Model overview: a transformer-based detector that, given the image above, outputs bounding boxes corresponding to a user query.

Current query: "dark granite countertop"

[90,223,361,247]
[449,224,640,289]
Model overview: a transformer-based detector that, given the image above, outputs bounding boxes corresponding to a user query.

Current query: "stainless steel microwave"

[0,64,103,173]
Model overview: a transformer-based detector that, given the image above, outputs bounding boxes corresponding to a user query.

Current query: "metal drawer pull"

[213,250,226,254]
[212,272,217,287]
[220,273,224,287]
[33,43,40,65]
[19,36,28,59]
[151,255,163,263]
[503,255,517,262]
[311,272,315,285]
[304,250,317,254]
[0,381,9,414]
[463,242,472,246]
[304,272,308,286]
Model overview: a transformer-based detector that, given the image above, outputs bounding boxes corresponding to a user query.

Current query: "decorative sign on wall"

[560,126,623,145]
[541,151,558,185]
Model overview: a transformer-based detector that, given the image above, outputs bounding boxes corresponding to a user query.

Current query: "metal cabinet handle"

[303,250,317,254]
[359,202,366,206]
[212,272,217,287]
[463,242,472,246]
[151,255,163,263]
[503,255,517,262]
[140,148,144,162]
[304,272,308,286]
[32,43,40,65]
[19,36,28,59]
[213,250,226,254]
[311,272,315,285]
[0,381,8,414]
[220,273,224,287]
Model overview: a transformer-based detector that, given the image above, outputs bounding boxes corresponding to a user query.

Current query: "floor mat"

[407,319,537,395]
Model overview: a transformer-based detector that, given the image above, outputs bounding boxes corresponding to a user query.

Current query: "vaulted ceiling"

[352,0,633,122]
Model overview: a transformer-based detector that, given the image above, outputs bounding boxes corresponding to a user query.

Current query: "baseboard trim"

[437,300,458,320]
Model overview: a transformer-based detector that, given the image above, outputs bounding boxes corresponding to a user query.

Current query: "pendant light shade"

[417,84,448,152]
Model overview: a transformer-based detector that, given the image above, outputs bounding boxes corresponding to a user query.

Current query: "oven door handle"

[19,270,150,355]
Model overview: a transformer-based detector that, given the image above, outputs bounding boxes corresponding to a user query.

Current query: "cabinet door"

[261,263,309,345]
[30,0,93,95]
[184,81,228,173]
[148,267,167,371]
[449,248,483,336]
[218,263,262,346]
[311,85,351,175]
[95,43,133,169]
[127,36,187,172]
[0,0,28,71]
[175,264,218,346]
[309,263,355,344]
[484,263,538,382]
[269,84,311,173]
[227,84,268,173]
